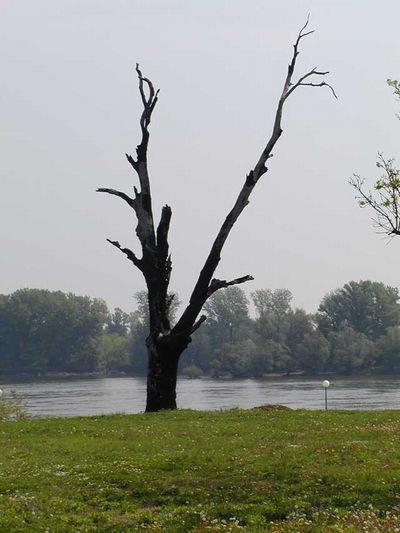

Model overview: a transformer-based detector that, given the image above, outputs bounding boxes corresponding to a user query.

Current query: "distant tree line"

[1,281,400,377]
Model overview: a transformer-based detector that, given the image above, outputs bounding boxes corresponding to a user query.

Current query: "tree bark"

[145,333,190,412]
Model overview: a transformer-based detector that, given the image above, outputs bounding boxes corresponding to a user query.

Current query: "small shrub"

[0,390,29,421]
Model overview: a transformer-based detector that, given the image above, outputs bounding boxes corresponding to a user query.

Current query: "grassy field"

[1,408,400,531]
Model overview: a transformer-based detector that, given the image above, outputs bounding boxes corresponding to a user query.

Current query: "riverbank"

[4,375,400,417]
[1,409,400,531]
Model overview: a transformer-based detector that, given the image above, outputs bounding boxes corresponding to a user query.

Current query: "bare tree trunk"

[145,334,190,412]
[98,19,335,412]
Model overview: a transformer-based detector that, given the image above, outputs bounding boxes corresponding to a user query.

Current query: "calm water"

[2,376,400,417]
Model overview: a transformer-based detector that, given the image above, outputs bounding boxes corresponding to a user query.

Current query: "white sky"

[1,0,400,314]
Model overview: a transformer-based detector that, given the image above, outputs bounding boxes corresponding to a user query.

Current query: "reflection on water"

[1,376,400,418]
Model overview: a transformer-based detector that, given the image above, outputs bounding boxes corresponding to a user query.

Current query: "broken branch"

[96,188,136,209]
[207,275,254,297]
[191,314,207,334]
[106,239,143,270]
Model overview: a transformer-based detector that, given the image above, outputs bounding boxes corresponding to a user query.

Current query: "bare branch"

[191,314,207,334]
[125,153,138,172]
[156,205,172,256]
[286,68,338,99]
[297,14,313,42]
[135,63,160,137]
[299,81,337,98]
[136,63,150,108]
[122,64,158,252]
[173,17,333,335]
[106,239,143,270]
[97,188,136,209]
[295,67,327,82]
[207,275,254,297]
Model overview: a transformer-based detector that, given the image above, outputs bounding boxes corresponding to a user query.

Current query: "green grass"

[2,409,400,531]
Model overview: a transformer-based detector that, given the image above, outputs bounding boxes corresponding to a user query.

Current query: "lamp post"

[322,380,330,410]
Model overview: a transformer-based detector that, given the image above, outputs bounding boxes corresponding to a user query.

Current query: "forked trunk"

[145,335,188,412]
[98,30,334,413]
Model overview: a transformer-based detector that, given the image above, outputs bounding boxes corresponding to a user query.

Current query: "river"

[2,376,400,417]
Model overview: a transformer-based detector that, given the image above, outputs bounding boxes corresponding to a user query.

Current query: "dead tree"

[98,19,335,412]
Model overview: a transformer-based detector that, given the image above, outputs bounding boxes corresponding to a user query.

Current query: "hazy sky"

[1,0,400,315]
